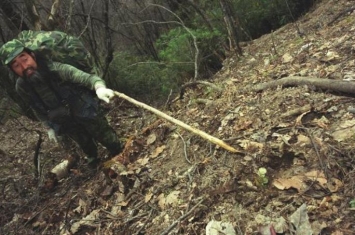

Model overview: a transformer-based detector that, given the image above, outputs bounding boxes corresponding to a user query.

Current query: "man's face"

[10,51,38,78]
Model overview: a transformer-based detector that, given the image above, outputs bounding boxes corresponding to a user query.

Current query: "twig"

[297,127,331,197]
[125,212,149,224]
[164,89,173,110]
[284,0,304,37]
[61,194,77,233]
[304,128,326,172]
[270,31,278,55]
[280,104,311,118]
[23,205,49,226]
[134,209,154,235]
[78,0,97,38]
[177,132,192,164]
[33,131,43,179]
[159,198,205,235]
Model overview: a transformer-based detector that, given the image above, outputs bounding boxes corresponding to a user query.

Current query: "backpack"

[17,30,97,74]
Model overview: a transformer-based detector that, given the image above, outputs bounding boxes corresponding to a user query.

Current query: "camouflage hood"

[0,39,25,65]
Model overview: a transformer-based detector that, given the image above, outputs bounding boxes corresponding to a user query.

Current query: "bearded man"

[0,38,123,165]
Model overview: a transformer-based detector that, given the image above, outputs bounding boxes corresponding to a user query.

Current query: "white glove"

[47,128,58,143]
[96,87,114,103]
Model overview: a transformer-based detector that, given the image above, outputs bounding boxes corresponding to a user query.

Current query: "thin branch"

[134,209,154,235]
[24,0,42,30]
[47,0,61,29]
[65,0,75,32]
[33,131,43,179]
[159,198,205,235]
[177,132,192,164]
[79,0,97,38]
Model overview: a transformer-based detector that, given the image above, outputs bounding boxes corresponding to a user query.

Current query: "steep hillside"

[2,0,355,234]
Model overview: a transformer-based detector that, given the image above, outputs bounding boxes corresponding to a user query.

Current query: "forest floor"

[2,0,355,234]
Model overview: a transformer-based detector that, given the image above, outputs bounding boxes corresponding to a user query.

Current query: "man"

[0,38,123,165]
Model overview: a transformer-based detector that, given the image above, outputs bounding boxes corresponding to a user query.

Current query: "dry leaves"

[273,170,343,193]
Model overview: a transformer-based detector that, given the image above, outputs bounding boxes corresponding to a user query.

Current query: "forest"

[0,0,314,117]
[5,0,355,235]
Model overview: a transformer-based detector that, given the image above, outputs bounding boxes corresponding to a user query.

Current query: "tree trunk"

[25,0,42,30]
[48,0,61,30]
[102,0,113,79]
[0,0,30,33]
[219,0,242,55]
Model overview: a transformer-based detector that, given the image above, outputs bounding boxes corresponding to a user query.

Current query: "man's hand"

[47,128,58,143]
[96,87,114,103]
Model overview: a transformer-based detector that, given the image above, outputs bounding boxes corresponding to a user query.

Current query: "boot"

[107,141,124,157]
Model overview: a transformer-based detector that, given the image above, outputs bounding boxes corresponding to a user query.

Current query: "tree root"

[328,7,355,26]
[243,76,355,96]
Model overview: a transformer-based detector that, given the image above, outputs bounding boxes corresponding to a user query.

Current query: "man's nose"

[20,63,30,71]
[19,63,30,76]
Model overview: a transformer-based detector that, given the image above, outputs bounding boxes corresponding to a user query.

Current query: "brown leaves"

[273,170,343,193]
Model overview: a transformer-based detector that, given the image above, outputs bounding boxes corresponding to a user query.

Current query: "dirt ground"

[2,0,355,234]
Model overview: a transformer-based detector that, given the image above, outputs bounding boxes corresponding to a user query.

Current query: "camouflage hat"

[0,39,25,65]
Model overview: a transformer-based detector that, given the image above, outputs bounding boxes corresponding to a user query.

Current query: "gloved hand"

[96,87,114,103]
[47,128,58,143]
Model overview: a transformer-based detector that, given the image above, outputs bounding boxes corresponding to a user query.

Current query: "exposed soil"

[2,0,355,234]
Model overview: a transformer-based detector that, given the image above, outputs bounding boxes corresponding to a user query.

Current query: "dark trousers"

[58,112,122,159]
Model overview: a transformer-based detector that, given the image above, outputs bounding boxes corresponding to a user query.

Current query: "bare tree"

[219,0,242,55]
[102,0,113,79]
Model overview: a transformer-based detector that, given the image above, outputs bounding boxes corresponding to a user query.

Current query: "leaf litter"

[1,1,355,234]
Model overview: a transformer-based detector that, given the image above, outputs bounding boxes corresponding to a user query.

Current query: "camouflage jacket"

[16,61,106,128]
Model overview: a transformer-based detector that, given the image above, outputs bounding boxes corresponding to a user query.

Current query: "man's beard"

[24,67,47,84]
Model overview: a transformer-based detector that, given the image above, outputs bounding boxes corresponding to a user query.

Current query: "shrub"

[107,51,181,104]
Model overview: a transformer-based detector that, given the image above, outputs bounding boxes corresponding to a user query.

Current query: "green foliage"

[107,51,181,104]
[350,199,355,208]
[156,26,224,77]
[157,27,193,63]
[106,0,315,103]
[107,25,225,103]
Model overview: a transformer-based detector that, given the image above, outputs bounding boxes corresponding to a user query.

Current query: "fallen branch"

[328,7,355,26]
[280,100,332,118]
[280,104,311,118]
[244,76,355,95]
[114,91,240,153]
[171,81,223,104]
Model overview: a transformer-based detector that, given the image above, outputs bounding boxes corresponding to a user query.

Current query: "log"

[245,76,355,94]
